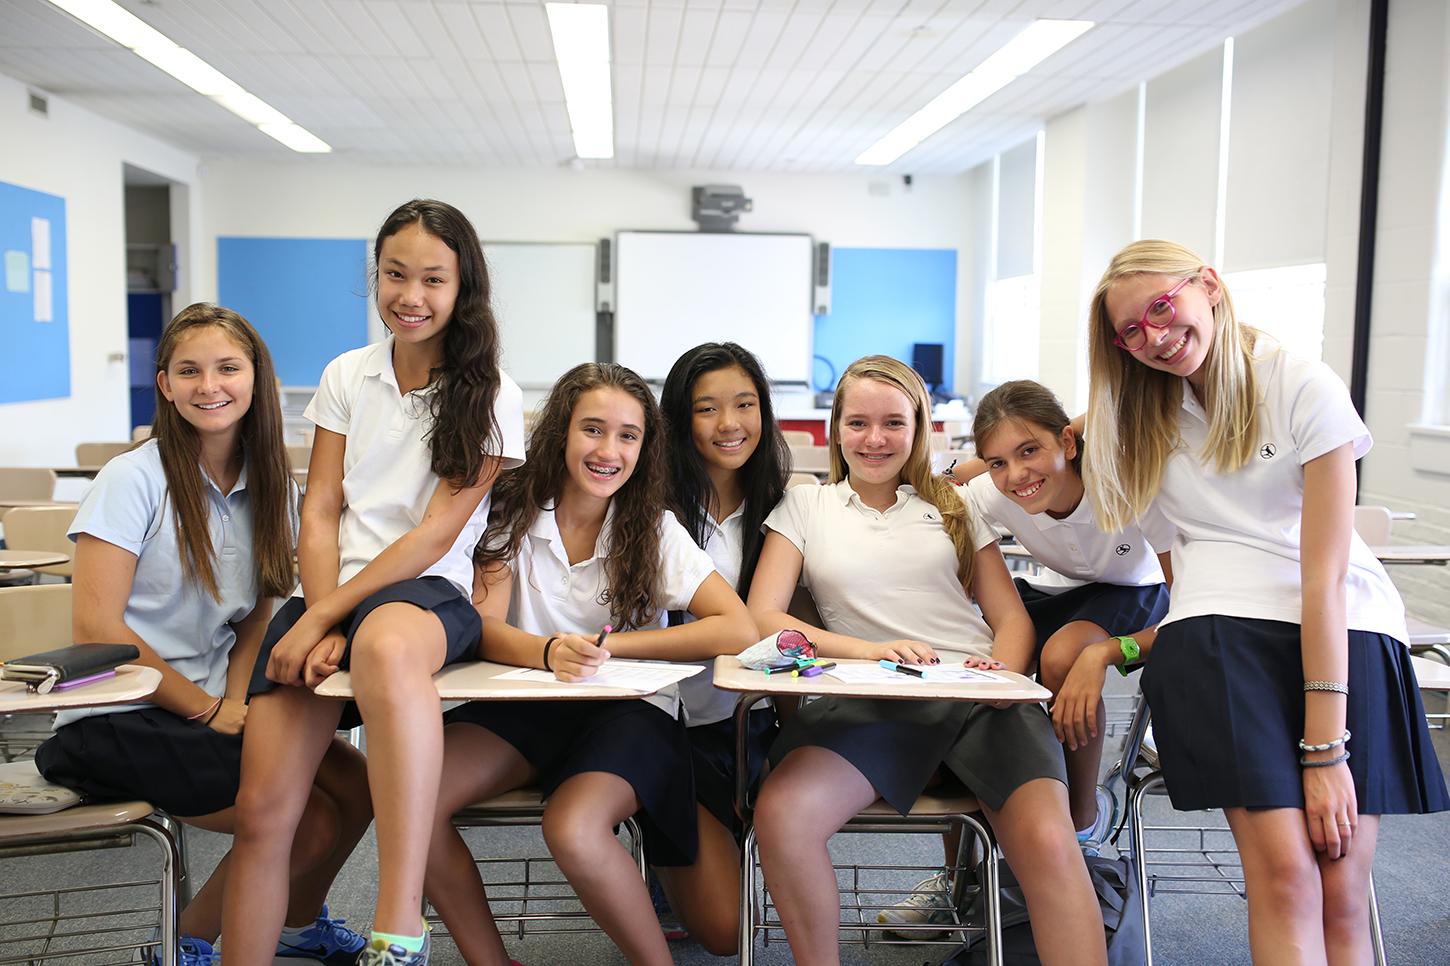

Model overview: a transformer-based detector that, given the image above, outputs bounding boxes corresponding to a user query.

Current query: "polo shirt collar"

[361,337,398,390]
[529,500,619,564]
[832,479,915,512]
[1179,378,1207,424]
[201,458,249,499]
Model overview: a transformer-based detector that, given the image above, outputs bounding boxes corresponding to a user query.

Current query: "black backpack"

[938,854,1146,966]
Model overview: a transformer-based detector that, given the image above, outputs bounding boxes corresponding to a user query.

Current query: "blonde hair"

[829,355,978,587]
[1084,240,1259,531]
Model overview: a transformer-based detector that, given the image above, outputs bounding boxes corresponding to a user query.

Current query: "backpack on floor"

[938,854,1146,966]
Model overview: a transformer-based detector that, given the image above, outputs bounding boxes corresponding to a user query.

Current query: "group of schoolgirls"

[32,194,1446,966]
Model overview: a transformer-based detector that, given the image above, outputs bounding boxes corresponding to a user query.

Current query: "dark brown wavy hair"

[973,380,1083,476]
[478,364,666,631]
[153,303,294,599]
[374,199,503,488]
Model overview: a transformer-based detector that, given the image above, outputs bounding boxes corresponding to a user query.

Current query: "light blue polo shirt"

[55,440,263,727]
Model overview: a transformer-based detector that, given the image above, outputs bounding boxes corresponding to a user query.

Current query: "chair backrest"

[787,472,819,489]
[0,506,78,578]
[0,584,72,661]
[286,444,312,471]
[930,431,949,451]
[781,430,816,447]
[1352,505,1393,545]
[131,424,152,442]
[75,442,133,468]
[0,467,57,502]
[789,446,830,475]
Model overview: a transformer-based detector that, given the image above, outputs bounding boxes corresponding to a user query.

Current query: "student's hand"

[266,616,326,685]
[1050,644,1113,750]
[1303,759,1358,860]
[303,630,348,689]
[551,633,611,682]
[964,655,1012,708]
[206,698,248,735]
[867,640,938,665]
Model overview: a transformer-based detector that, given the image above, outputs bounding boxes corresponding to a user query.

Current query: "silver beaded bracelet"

[1304,680,1349,695]
[1299,729,1351,753]
[1301,750,1350,768]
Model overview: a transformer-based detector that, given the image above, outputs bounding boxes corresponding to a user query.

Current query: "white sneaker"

[1077,785,1116,854]
[875,871,956,939]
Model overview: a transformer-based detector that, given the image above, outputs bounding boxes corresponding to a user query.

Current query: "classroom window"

[981,273,1040,388]
[1222,263,1326,361]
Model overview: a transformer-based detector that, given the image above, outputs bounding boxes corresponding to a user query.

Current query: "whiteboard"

[486,242,597,389]
[613,231,814,383]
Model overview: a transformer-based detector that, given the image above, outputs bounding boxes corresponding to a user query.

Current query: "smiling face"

[157,325,255,441]
[1104,270,1221,388]
[978,418,1082,517]
[561,386,646,504]
[835,377,916,488]
[690,364,762,475]
[376,221,459,348]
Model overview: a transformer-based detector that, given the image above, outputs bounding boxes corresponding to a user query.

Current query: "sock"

[278,922,311,942]
[370,929,426,954]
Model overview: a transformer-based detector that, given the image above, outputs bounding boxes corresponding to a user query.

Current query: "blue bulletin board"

[0,180,69,403]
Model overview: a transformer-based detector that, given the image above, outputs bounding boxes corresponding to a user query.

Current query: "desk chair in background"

[0,584,184,966]
[73,443,133,469]
[1,506,77,582]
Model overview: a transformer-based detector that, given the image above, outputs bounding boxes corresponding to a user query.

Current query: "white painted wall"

[0,70,201,468]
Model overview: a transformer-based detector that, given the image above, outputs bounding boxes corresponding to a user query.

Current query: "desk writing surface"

[1411,655,1450,691]
[711,656,1050,703]
[314,659,678,701]
[0,665,160,714]
[1370,545,1450,565]
[0,550,68,570]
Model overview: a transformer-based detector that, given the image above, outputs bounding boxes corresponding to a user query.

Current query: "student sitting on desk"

[746,355,1106,966]
[422,362,757,966]
[36,305,371,966]
[655,342,790,953]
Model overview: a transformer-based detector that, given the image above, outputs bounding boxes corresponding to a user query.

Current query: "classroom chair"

[0,468,57,503]
[780,430,816,447]
[131,425,152,443]
[74,442,133,468]
[286,444,312,472]
[1114,695,1388,966]
[0,506,77,581]
[734,587,1007,965]
[786,472,818,489]
[0,584,186,965]
[787,445,830,476]
[1354,505,1450,663]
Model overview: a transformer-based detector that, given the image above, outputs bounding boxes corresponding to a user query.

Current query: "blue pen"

[879,659,924,678]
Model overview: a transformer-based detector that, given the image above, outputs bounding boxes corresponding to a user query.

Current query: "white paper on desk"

[493,659,704,693]
[926,666,1010,684]
[824,665,1011,685]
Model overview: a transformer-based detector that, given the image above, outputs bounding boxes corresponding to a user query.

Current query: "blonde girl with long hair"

[747,355,1106,966]
[1085,239,1446,963]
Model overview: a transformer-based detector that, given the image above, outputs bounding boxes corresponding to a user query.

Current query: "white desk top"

[1370,545,1450,565]
[1411,655,1450,691]
[0,665,161,714]
[711,655,1050,703]
[0,550,69,570]
[314,659,679,701]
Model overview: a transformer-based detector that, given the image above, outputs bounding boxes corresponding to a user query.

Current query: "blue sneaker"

[149,936,219,966]
[274,906,367,966]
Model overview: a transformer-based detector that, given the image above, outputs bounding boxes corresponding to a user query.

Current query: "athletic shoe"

[275,905,367,966]
[1077,785,1117,855]
[648,868,689,941]
[875,871,956,939]
[148,936,219,966]
[355,928,430,966]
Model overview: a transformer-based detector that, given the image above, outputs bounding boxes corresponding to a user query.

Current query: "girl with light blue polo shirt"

[36,304,372,966]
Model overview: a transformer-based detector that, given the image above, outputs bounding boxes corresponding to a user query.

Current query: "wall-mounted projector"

[692,184,752,231]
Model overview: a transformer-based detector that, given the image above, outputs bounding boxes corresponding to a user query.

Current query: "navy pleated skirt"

[1015,578,1170,655]
[1143,615,1449,813]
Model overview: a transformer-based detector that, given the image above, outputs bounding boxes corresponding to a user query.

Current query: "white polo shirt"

[676,503,747,727]
[764,481,1000,662]
[503,503,718,717]
[57,440,270,726]
[1155,343,1408,643]
[304,338,526,598]
[965,473,1171,593]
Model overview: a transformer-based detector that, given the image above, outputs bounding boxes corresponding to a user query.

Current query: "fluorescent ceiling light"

[43,0,330,154]
[546,3,614,160]
[855,19,1094,166]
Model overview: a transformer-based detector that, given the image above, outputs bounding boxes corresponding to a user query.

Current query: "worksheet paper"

[823,665,1011,685]
[494,660,704,693]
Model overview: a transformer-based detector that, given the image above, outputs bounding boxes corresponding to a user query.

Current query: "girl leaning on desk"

[744,354,1108,966]
[35,304,370,966]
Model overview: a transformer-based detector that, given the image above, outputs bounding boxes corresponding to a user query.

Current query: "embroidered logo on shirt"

[923,511,938,521]
[1115,544,1131,556]
[1260,443,1277,460]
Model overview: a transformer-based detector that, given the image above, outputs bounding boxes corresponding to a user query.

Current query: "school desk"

[1370,545,1450,566]
[0,664,161,714]
[48,466,103,478]
[314,658,689,701]
[0,550,68,572]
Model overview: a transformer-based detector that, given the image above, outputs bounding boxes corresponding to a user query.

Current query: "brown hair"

[1084,240,1258,531]
[972,380,1082,475]
[830,355,979,589]
[154,303,294,599]
[478,363,667,631]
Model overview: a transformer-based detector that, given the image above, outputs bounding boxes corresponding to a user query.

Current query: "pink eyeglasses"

[1113,277,1193,352]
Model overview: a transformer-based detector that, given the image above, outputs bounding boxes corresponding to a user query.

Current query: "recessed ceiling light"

[546,3,614,160]
[43,0,330,154]
[855,19,1094,166]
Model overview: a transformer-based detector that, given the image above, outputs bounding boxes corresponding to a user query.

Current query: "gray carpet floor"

[4,677,1448,965]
